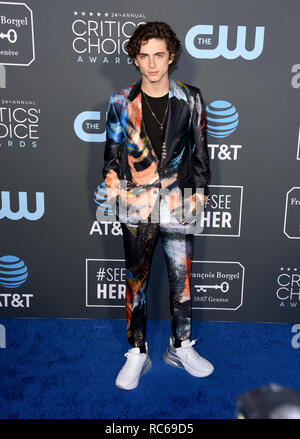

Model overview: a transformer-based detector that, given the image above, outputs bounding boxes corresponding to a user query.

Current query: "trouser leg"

[121,222,159,348]
[160,224,194,343]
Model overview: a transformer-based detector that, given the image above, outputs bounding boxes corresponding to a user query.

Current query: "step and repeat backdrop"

[0,0,299,323]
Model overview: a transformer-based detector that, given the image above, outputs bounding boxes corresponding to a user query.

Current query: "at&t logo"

[185,25,265,60]
[206,100,239,138]
[0,255,33,308]
[205,100,242,160]
[0,255,28,288]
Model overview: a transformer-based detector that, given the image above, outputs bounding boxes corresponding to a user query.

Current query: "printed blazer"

[101,76,210,224]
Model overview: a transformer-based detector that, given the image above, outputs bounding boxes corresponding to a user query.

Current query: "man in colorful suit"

[101,22,214,390]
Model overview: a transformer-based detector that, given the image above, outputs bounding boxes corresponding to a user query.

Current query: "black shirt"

[141,91,169,159]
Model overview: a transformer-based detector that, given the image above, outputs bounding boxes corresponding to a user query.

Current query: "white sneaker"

[115,343,152,390]
[163,336,214,378]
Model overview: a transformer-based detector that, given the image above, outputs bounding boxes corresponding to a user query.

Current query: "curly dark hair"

[126,21,181,65]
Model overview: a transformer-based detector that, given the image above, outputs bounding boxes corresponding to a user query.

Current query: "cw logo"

[74,111,107,142]
[0,191,45,221]
[185,25,265,60]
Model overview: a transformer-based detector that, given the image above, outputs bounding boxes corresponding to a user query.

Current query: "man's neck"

[141,75,170,97]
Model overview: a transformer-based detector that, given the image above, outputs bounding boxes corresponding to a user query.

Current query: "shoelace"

[124,351,146,362]
[123,351,145,370]
[183,339,196,348]
[178,339,197,350]
[124,351,141,359]
[179,339,199,361]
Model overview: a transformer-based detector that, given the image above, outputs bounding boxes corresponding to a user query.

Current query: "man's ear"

[169,53,175,65]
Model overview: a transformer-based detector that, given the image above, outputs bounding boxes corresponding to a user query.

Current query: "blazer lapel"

[126,80,146,156]
[126,77,188,163]
[162,78,190,166]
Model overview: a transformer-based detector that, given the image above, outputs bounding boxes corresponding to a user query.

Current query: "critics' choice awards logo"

[0,191,45,221]
[71,10,146,64]
[276,267,300,309]
[283,187,300,239]
[0,2,35,67]
[0,255,33,308]
[206,100,242,161]
[0,103,40,149]
[191,261,244,310]
[195,185,243,237]
[185,24,265,60]
[86,259,126,307]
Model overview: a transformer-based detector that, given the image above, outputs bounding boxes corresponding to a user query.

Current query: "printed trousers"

[121,221,194,348]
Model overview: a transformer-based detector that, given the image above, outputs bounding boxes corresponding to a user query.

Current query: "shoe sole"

[163,348,214,378]
[116,356,152,390]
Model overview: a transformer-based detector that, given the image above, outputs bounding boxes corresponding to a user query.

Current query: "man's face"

[133,38,174,85]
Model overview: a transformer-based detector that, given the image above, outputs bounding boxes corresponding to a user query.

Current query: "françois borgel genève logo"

[0,2,35,67]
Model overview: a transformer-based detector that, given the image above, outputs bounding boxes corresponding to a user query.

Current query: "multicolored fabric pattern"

[102,77,210,225]
[121,221,194,347]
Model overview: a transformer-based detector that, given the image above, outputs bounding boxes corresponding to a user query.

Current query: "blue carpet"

[0,317,299,419]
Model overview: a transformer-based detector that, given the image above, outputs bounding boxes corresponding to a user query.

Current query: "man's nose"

[149,57,156,68]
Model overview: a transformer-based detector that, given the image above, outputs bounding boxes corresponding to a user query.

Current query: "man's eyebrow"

[138,51,166,56]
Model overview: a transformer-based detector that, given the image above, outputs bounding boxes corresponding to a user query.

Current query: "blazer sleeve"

[102,93,125,201]
[190,88,211,199]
